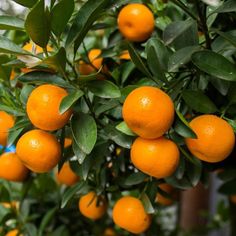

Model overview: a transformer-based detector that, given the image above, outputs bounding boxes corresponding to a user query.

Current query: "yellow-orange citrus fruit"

[5,229,22,236]
[185,115,235,163]
[0,152,29,182]
[122,86,174,139]
[78,49,103,75]
[104,228,116,236]
[117,3,155,42]
[16,129,61,173]
[64,138,72,148]
[131,137,180,178]
[112,196,151,234]
[21,42,53,73]
[119,50,131,60]
[1,201,19,209]
[0,111,14,146]
[56,162,80,186]
[78,191,107,220]
[26,84,72,131]
[156,183,175,206]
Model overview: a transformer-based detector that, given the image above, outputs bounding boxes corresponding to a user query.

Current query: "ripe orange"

[119,50,131,60]
[185,115,235,163]
[131,137,180,179]
[117,3,155,42]
[78,49,103,75]
[104,228,116,236]
[16,129,61,173]
[26,84,72,131]
[112,196,151,234]
[78,191,107,220]
[0,111,14,146]
[56,162,80,186]
[5,229,22,236]
[122,86,175,139]
[0,152,29,182]
[21,42,53,73]
[64,138,72,148]
[156,183,175,206]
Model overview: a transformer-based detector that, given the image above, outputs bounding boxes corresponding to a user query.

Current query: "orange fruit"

[10,70,16,80]
[156,183,175,206]
[122,86,175,139]
[78,191,107,220]
[112,196,151,234]
[0,152,29,182]
[26,84,72,131]
[117,3,155,42]
[78,49,103,75]
[230,195,236,204]
[104,228,116,236]
[1,201,19,209]
[64,138,72,148]
[119,50,131,60]
[0,111,14,146]
[21,42,53,73]
[56,162,80,186]
[5,229,22,236]
[16,129,61,173]
[131,137,180,179]
[185,115,235,163]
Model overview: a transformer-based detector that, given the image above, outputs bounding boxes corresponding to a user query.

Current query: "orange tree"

[0,0,236,235]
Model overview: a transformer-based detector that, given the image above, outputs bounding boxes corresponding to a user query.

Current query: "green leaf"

[42,47,67,74]
[20,84,34,105]
[72,141,87,164]
[218,168,236,182]
[140,193,155,214]
[12,0,38,8]
[214,0,236,13]
[124,172,147,186]
[182,90,218,113]
[71,113,97,154]
[18,71,74,88]
[66,0,111,51]
[127,43,153,79]
[214,30,236,48]
[218,179,236,195]
[51,0,74,36]
[38,207,57,236]
[168,46,200,72]
[0,15,24,30]
[0,35,30,55]
[146,38,168,82]
[116,121,136,136]
[86,80,121,98]
[163,19,195,45]
[174,112,196,138]
[25,0,50,48]
[61,181,86,208]
[186,158,202,187]
[59,90,84,114]
[192,50,236,81]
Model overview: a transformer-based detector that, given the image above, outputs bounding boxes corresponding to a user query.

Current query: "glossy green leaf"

[59,90,84,114]
[86,80,121,98]
[182,90,218,113]
[18,71,74,88]
[218,179,236,195]
[168,46,200,72]
[71,113,97,154]
[66,0,111,50]
[192,50,236,81]
[215,30,236,48]
[25,0,50,48]
[12,0,38,8]
[174,112,196,138]
[163,19,195,45]
[124,172,147,186]
[127,43,153,79]
[140,193,155,214]
[0,36,30,55]
[72,141,87,164]
[146,38,168,82]
[20,84,34,105]
[116,121,136,136]
[186,158,202,187]
[214,0,236,13]
[0,16,24,30]
[51,0,74,36]
[42,47,67,74]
